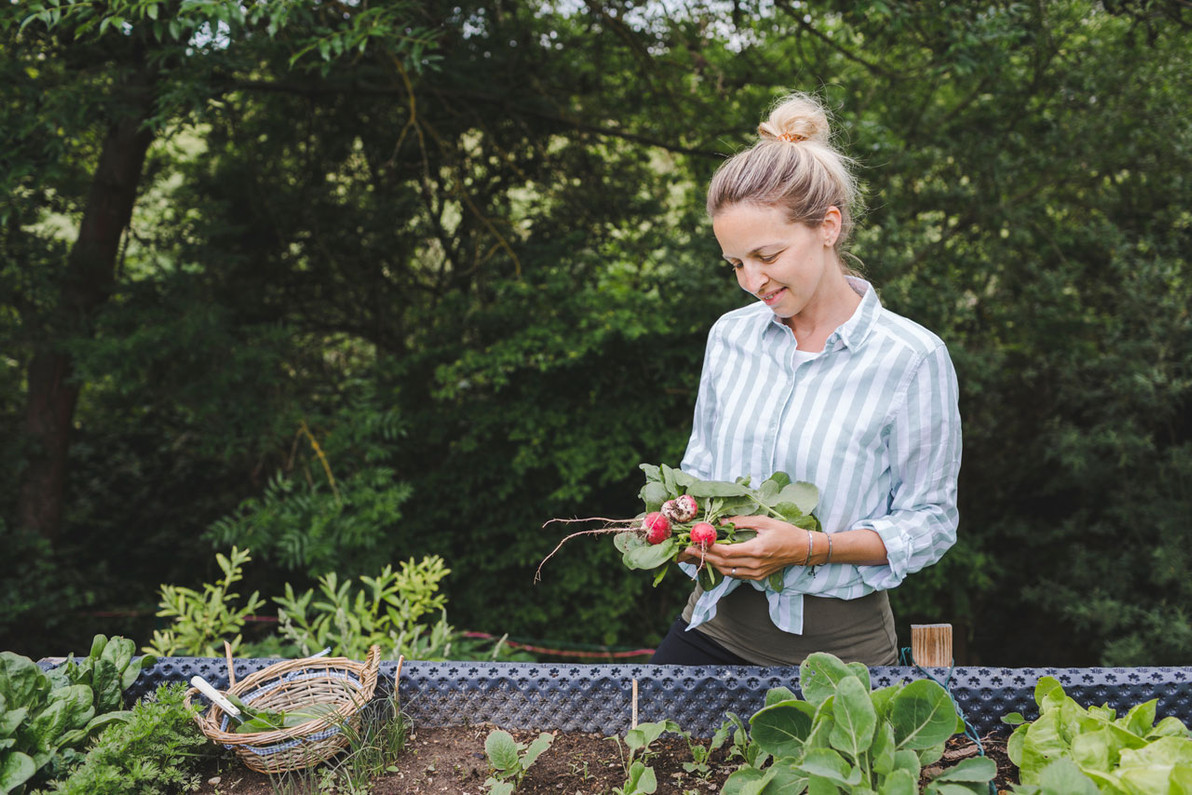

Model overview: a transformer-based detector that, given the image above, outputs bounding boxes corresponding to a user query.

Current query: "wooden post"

[911,624,953,667]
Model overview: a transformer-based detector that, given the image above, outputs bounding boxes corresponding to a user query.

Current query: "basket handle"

[365,644,381,673]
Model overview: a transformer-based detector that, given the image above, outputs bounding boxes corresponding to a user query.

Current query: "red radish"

[642,512,672,545]
[690,522,717,549]
[663,494,699,523]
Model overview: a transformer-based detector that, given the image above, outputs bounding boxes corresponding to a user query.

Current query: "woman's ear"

[821,206,842,247]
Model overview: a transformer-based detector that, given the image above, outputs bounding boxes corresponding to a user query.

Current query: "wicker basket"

[185,645,381,774]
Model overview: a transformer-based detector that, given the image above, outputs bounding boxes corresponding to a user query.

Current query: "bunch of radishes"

[641,495,718,549]
[537,462,821,592]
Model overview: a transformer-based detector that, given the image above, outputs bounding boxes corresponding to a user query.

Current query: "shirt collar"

[765,276,881,351]
[833,276,881,351]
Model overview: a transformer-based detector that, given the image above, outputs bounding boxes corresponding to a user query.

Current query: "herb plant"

[722,651,996,794]
[144,546,265,658]
[39,682,210,794]
[271,555,457,660]
[1004,676,1192,793]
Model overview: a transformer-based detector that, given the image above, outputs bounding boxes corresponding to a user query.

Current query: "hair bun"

[756,92,831,144]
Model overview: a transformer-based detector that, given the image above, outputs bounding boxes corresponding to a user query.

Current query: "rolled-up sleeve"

[855,342,962,590]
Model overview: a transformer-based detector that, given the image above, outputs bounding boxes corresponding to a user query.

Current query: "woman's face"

[712,202,842,325]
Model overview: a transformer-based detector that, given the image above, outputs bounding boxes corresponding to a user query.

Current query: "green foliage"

[204,396,414,578]
[0,637,151,793]
[720,652,994,794]
[39,683,209,795]
[1004,676,1192,794]
[483,729,554,794]
[605,719,687,795]
[144,547,265,658]
[270,556,458,661]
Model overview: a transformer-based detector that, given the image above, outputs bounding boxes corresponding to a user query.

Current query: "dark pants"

[649,617,754,666]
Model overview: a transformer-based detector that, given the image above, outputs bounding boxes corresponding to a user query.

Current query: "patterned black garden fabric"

[128,659,1192,738]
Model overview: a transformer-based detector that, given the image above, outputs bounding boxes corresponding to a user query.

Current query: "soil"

[192,725,1018,794]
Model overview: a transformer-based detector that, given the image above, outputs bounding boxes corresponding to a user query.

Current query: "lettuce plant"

[722,651,996,794]
[0,635,153,793]
[1005,676,1192,793]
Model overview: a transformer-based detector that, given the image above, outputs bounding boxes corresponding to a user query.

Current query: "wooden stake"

[911,624,953,667]
[631,678,639,730]
[223,640,236,688]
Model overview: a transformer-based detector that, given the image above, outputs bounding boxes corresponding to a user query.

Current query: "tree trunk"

[17,64,155,542]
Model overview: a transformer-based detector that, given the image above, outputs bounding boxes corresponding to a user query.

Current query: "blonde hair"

[707,92,863,263]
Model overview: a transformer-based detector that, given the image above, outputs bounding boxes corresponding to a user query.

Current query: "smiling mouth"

[759,287,786,303]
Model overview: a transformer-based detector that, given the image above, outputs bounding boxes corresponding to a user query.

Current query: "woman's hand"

[678,514,810,581]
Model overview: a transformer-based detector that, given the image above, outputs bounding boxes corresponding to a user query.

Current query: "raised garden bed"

[132,658,1192,738]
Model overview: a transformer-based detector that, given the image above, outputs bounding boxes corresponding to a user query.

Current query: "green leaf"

[830,675,877,759]
[687,480,751,498]
[799,652,860,707]
[877,767,917,795]
[890,679,958,750]
[721,766,767,795]
[485,729,520,772]
[1016,711,1065,784]
[521,732,553,768]
[1070,727,1111,773]
[1033,676,1063,709]
[623,538,677,570]
[89,659,121,714]
[751,701,816,758]
[764,686,800,707]
[930,755,997,783]
[871,722,897,776]
[614,531,646,555]
[1035,758,1098,795]
[870,684,901,721]
[485,780,515,795]
[639,481,670,510]
[892,749,921,782]
[1123,698,1157,737]
[0,750,36,792]
[776,482,818,515]
[625,759,657,793]
[764,472,792,489]
[639,463,661,482]
[798,747,863,786]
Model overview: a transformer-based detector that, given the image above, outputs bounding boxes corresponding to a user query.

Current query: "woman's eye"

[759,253,778,264]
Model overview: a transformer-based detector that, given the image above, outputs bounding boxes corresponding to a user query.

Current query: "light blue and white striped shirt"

[680,277,961,634]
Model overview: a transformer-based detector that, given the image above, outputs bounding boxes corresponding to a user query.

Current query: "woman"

[650,92,962,667]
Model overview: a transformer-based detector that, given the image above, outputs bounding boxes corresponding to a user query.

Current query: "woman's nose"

[737,263,767,294]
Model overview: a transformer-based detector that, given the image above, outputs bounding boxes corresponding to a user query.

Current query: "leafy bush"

[40,683,209,795]
[0,636,153,793]
[1005,676,1192,793]
[143,546,265,658]
[148,549,527,661]
[271,556,455,660]
[205,400,414,579]
[721,652,995,794]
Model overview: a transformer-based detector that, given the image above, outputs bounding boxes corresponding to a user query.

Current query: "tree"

[4,0,438,543]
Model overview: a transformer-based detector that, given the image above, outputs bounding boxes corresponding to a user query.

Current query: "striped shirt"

[680,277,962,635]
